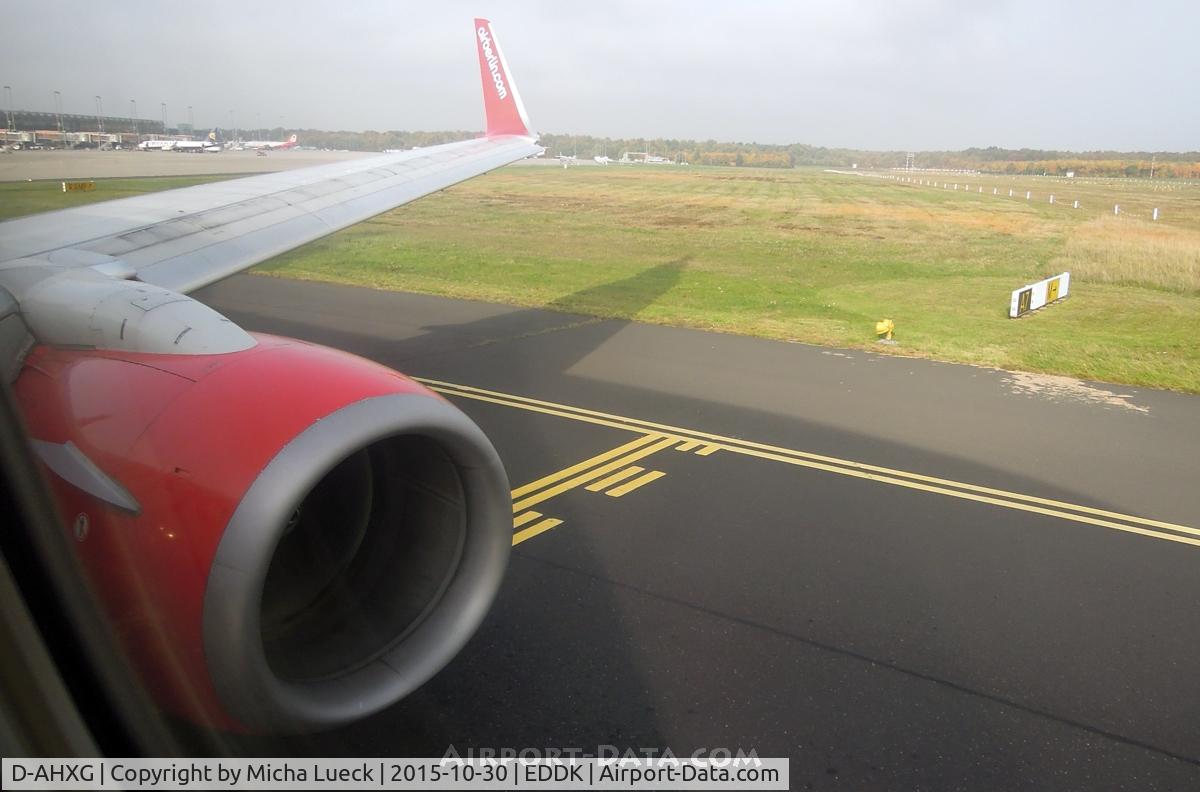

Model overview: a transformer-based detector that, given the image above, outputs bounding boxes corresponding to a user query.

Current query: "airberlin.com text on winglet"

[477,25,509,100]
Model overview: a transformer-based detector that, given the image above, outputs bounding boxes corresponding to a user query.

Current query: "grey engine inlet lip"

[201,393,511,732]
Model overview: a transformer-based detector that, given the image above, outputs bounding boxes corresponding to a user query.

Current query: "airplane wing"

[0,19,537,735]
[0,21,540,296]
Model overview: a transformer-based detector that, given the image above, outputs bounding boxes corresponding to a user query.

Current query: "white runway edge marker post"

[1009,272,1070,318]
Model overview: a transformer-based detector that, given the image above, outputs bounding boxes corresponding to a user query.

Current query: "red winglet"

[475,18,533,138]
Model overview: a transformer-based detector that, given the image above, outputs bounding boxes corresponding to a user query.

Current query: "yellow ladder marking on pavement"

[513,511,543,528]
[696,444,720,456]
[606,470,666,498]
[510,433,663,501]
[676,440,701,452]
[419,378,1200,549]
[586,466,644,492]
[513,518,562,546]
[511,436,679,513]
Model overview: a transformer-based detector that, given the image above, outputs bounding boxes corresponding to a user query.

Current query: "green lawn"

[0,175,235,220]
[4,167,1198,391]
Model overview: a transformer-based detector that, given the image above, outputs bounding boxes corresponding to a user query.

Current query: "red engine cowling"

[13,333,511,733]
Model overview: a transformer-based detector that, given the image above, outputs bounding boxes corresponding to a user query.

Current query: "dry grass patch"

[815,202,1049,235]
[1055,216,1200,292]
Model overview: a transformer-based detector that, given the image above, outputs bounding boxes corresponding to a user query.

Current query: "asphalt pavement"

[192,273,1200,790]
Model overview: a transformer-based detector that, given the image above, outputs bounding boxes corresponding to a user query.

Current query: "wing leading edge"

[0,18,541,296]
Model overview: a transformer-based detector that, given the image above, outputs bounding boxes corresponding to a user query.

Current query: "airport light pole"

[130,99,138,140]
[95,95,103,136]
[3,85,13,134]
[188,105,193,132]
[54,91,63,148]
[161,102,167,134]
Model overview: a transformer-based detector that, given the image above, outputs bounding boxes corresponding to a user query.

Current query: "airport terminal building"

[2,109,174,148]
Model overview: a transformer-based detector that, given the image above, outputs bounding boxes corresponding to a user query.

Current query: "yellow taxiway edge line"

[606,470,667,498]
[511,437,679,513]
[585,466,645,492]
[513,518,562,546]
[423,380,1197,539]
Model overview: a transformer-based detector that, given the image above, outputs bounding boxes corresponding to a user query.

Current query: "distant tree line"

[275,127,1200,178]
[269,128,479,151]
[538,135,1200,178]
[971,159,1200,179]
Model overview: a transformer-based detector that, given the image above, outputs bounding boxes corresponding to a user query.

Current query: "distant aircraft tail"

[475,18,533,138]
[283,134,298,148]
[207,128,219,143]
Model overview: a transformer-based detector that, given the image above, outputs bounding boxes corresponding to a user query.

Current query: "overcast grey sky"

[2,1,1196,151]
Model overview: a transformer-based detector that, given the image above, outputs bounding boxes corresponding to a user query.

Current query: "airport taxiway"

[194,273,1200,790]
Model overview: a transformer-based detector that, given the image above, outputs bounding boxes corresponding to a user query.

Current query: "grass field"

[3,166,1198,391]
[0,175,236,220]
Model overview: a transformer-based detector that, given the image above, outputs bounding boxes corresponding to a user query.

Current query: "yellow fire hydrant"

[875,318,895,341]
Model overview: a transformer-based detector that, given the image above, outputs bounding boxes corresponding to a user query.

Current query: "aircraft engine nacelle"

[13,334,511,732]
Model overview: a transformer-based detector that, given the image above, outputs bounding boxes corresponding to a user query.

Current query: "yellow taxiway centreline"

[418,378,1200,548]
